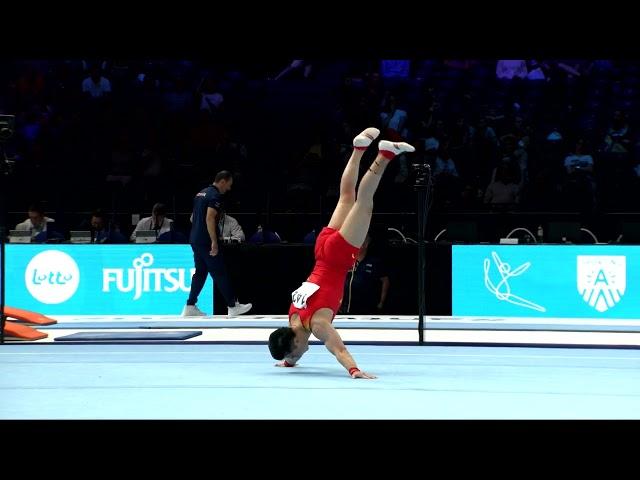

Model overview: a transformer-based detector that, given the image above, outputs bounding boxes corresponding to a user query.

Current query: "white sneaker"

[228,302,252,317]
[182,304,207,317]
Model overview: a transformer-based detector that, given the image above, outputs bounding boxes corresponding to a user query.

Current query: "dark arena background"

[2,59,640,419]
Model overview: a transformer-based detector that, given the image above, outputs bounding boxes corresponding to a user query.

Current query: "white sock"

[378,140,415,159]
[353,127,381,150]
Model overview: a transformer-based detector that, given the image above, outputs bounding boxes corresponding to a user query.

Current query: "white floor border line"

[13,327,640,346]
[3,350,639,361]
[35,314,640,327]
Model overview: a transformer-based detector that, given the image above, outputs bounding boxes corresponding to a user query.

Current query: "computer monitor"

[619,222,640,244]
[8,230,31,243]
[135,230,157,244]
[546,221,581,243]
[70,231,92,244]
[445,221,479,244]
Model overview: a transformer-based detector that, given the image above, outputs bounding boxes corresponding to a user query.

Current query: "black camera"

[412,162,432,189]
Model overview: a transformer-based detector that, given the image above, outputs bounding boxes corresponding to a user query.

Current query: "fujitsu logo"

[102,253,195,300]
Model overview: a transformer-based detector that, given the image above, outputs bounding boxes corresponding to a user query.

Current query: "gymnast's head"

[268,327,296,360]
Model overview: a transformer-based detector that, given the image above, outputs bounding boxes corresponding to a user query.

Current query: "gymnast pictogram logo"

[25,250,80,304]
[577,256,626,313]
[483,251,547,312]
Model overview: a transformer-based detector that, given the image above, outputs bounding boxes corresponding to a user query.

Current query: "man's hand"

[351,369,377,379]
[349,366,377,379]
[275,361,295,367]
[210,241,218,256]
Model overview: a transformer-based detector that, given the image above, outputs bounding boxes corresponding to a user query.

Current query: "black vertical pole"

[417,189,425,344]
[414,163,430,345]
[0,223,5,344]
[0,118,15,343]
[0,149,7,344]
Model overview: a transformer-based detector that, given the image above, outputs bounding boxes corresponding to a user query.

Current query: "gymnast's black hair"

[268,327,296,360]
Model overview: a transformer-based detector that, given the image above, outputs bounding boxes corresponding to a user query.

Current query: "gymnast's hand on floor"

[351,369,377,379]
[275,361,295,367]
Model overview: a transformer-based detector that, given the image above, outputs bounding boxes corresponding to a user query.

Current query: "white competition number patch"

[291,282,320,309]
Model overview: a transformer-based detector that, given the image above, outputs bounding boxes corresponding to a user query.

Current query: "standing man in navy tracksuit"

[183,170,252,317]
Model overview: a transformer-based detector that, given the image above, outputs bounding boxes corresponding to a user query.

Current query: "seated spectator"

[14,202,56,240]
[499,133,528,183]
[603,110,631,154]
[496,60,528,80]
[428,138,459,179]
[564,138,594,175]
[340,233,390,315]
[198,76,224,115]
[526,60,547,81]
[484,160,523,206]
[380,93,409,141]
[248,225,282,244]
[562,138,597,211]
[219,213,245,243]
[130,203,174,242]
[90,210,127,244]
[81,65,111,99]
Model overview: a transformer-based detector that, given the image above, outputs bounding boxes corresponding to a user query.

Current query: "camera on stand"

[0,115,16,176]
[0,114,15,342]
[411,161,431,189]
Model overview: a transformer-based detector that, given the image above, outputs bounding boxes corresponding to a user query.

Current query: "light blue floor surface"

[2,344,639,419]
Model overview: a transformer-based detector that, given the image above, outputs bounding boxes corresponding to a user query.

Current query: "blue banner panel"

[453,245,639,319]
[5,245,213,315]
